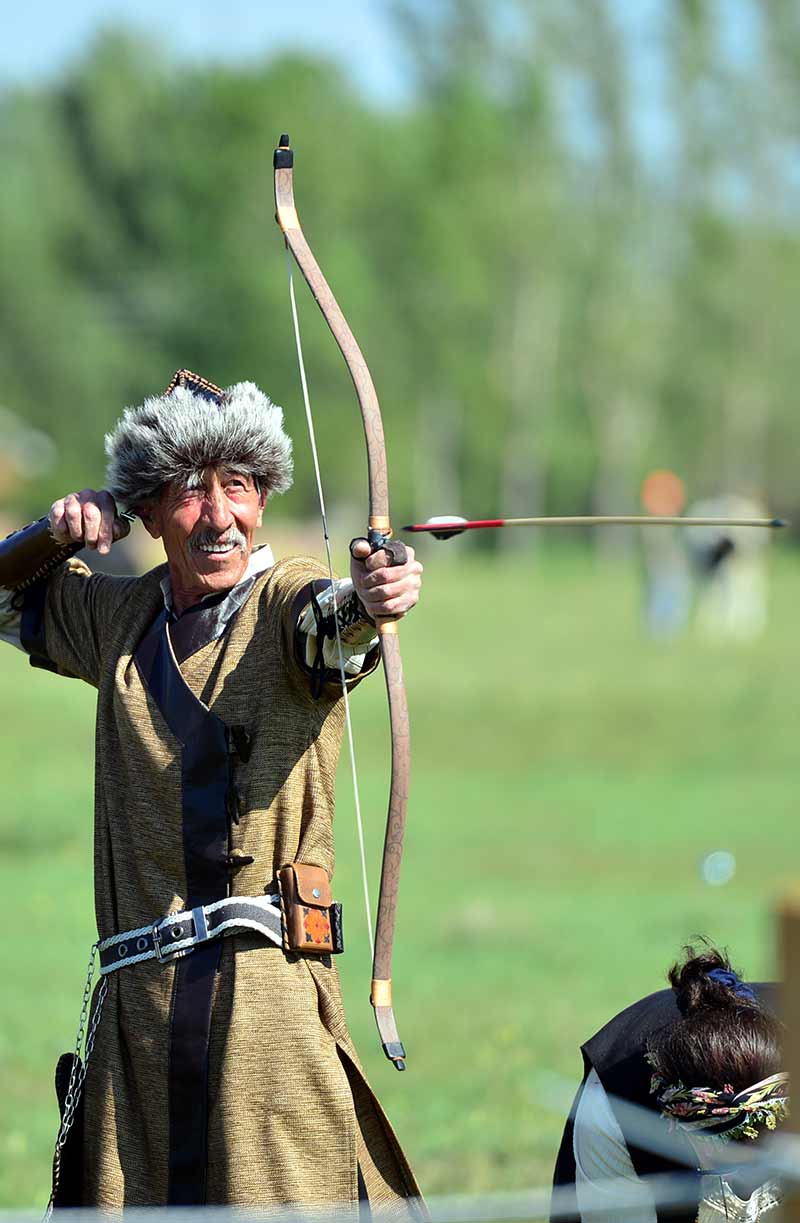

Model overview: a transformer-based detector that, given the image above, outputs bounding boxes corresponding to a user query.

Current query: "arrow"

[403,515,786,540]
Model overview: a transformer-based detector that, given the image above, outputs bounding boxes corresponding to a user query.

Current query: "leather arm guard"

[0,517,85,593]
[0,512,133,592]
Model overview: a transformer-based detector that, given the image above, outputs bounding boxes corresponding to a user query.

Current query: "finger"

[362,557,409,584]
[97,514,115,554]
[364,595,409,620]
[82,502,102,549]
[95,495,119,554]
[375,576,422,614]
[63,494,87,543]
[350,538,372,561]
[361,573,418,605]
[355,548,393,575]
[362,559,423,589]
[49,499,69,540]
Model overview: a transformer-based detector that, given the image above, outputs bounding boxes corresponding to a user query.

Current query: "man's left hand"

[350,541,423,621]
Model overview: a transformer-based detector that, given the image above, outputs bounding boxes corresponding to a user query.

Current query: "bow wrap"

[274,135,410,1070]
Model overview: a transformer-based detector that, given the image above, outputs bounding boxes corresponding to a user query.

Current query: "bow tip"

[383,1041,407,1071]
[771,517,787,529]
[274,134,293,169]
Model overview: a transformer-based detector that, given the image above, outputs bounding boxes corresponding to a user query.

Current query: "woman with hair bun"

[551,944,787,1222]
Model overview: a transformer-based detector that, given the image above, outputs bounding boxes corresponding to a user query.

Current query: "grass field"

[0,546,796,1207]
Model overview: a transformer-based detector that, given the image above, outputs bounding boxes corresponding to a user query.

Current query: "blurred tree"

[389,0,572,551]
[1,3,798,536]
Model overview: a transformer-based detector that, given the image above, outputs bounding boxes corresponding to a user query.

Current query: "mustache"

[188,526,248,553]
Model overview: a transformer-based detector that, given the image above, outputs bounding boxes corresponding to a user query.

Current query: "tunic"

[19,550,421,1211]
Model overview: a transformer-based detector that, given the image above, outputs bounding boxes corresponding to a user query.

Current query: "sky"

[1,0,408,103]
[1,1,761,176]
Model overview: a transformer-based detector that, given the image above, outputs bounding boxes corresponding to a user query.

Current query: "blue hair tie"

[706,967,757,1002]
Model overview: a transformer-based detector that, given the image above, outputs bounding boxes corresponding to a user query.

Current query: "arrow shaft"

[404,516,784,532]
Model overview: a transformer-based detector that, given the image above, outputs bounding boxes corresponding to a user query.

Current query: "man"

[0,371,424,1211]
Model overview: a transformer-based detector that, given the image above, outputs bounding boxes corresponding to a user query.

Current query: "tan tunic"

[35,554,420,1211]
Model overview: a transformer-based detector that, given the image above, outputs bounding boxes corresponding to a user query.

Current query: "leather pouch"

[52,1052,84,1206]
[277,863,343,955]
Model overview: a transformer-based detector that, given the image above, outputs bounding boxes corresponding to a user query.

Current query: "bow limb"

[274,134,410,1070]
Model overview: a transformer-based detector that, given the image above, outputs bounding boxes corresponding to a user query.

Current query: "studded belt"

[98,894,282,974]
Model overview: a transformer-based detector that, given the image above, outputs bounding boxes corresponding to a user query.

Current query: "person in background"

[686,495,771,640]
[551,944,786,1221]
[638,469,691,639]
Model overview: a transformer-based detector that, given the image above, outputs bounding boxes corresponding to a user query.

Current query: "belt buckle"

[151,918,186,963]
[151,920,169,963]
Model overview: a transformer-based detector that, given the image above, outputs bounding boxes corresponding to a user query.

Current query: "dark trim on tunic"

[20,580,58,672]
[166,942,223,1204]
[135,604,240,1205]
[137,610,233,901]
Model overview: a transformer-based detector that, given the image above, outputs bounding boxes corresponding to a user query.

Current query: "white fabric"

[0,586,23,652]
[686,1132,782,1221]
[573,1068,657,1222]
[696,1175,782,1221]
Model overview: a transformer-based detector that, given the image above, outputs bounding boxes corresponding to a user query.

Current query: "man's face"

[143,465,267,609]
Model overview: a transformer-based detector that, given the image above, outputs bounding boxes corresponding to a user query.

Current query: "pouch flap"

[292,863,332,907]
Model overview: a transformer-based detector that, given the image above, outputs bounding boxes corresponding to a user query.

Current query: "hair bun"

[669,943,754,1015]
[649,941,781,1100]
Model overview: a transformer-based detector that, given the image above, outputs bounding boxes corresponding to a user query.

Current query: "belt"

[98,894,282,975]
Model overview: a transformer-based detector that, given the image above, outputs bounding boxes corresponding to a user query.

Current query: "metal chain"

[45,943,108,1220]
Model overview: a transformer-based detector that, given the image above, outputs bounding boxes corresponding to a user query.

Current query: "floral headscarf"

[650,1070,789,1142]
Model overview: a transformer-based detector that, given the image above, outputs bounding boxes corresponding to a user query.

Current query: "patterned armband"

[297,579,378,695]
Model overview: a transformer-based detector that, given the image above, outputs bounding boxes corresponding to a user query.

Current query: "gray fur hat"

[104,371,293,512]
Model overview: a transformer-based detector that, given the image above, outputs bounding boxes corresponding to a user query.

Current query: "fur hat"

[104,371,293,513]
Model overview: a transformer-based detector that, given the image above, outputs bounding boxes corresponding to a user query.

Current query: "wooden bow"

[274,134,410,1070]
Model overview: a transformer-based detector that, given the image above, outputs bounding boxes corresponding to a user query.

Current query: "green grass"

[1,547,797,1206]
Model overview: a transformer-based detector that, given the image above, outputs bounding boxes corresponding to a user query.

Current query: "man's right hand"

[49,490,129,556]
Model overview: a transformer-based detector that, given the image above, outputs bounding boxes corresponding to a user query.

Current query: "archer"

[0,370,423,1212]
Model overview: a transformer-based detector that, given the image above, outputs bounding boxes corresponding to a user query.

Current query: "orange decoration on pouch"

[303,908,331,946]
